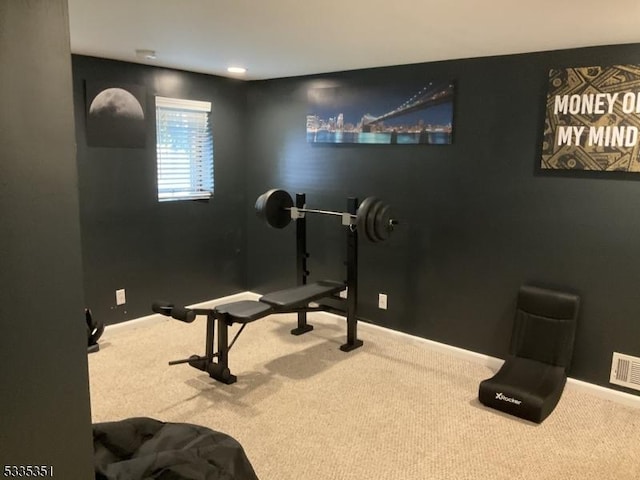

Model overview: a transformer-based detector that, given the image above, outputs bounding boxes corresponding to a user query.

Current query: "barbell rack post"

[341,196,363,352]
[292,193,313,335]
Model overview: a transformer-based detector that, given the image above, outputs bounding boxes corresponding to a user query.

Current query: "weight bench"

[153,280,352,384]
[154,191,373,384]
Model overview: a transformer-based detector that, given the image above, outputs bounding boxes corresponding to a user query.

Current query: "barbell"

[255,189,397,243]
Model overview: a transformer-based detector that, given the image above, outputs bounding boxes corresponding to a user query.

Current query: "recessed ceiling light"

[135,49,156,60]
[227,66,247,74]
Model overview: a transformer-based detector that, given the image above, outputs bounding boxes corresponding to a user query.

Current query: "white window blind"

[155,96,213,202]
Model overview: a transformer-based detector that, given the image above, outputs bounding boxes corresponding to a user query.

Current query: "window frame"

[155,95,214,202]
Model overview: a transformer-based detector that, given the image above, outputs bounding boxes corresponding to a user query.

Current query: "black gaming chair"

[478,285,580,423]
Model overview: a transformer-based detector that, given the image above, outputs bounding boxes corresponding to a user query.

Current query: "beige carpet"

[89,310,640,480]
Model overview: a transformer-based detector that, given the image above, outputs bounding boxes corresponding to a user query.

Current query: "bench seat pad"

[216,300,273,323]
[259,280,345,309]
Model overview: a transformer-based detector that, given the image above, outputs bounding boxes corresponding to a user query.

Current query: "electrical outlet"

[339,287,348,299]
[378,293,387,310]
[116,288,126,306]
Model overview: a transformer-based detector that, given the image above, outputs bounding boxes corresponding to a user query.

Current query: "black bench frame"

[161,193,363,385]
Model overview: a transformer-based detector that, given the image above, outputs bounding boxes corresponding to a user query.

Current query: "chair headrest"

[517,285,579,320]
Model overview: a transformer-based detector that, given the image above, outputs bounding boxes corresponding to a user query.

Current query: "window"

[155,96,214,202]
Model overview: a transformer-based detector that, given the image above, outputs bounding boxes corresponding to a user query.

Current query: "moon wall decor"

[85,82,146,148]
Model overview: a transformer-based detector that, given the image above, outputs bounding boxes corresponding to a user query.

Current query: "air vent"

[610,352,640,391]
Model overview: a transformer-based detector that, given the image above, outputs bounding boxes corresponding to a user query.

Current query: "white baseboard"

[315,313,640,409]
[565,377,640,409]
[104,291,259,334]
[357,317,504,370]
[188,290,260,308]
[105,291,640,409]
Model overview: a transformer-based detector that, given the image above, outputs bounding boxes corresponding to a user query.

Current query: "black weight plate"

[356,197,373,241]
[374,203,392,242]
[366,199,385,243]
[255,192,268,218]
[85,308,104,345]
[89,323,105,344]
[255,189,293,229]
[356,197,379,242]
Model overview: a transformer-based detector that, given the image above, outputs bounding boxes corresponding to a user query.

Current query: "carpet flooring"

[89,310,640,479]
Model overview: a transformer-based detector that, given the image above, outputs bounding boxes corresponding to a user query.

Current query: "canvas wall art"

[307,80,455,145]
[541,65,640,172]
[85,82,146,148]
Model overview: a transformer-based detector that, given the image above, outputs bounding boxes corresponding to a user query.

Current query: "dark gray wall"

[245,44,640,394]
[72,56,248,325]
[0,1,93,476]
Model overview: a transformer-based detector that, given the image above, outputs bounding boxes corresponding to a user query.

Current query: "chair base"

[479,356,567,423]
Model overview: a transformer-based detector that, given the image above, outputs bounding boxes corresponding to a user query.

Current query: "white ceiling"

[68,0,640,81]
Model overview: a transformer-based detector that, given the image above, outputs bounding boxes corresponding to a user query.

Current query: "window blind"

[155,96,213,202]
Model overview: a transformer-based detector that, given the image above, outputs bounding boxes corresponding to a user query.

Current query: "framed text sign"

[541,65,640,172]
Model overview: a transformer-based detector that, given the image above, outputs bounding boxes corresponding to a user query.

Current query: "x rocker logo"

[495,392,522,405]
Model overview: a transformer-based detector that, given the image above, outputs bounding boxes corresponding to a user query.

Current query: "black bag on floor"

[93,417,259,480]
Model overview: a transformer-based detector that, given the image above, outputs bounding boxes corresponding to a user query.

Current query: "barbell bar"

[255,189,397,243]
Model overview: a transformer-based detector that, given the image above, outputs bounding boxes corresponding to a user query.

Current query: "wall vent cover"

[610,352,640,391]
